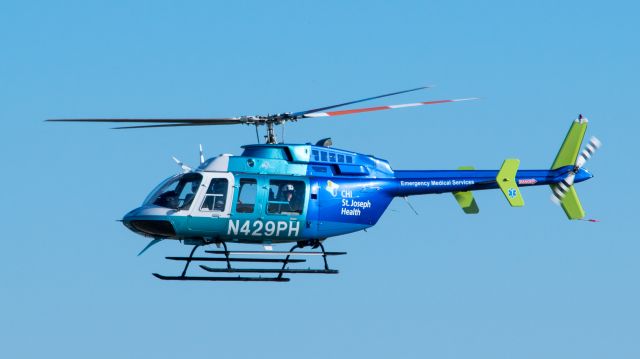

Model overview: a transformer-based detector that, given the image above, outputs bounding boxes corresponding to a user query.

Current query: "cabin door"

[226,176,265,241]
[186,172,234,235]
[260,177,308,241]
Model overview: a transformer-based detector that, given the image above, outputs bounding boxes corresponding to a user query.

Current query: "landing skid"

[152,240,346,282]
[152,273,291,282]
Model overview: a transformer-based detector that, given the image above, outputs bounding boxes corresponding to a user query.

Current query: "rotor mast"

[244,115,284,144]
[250,116,286,144]
[265,121,278,144]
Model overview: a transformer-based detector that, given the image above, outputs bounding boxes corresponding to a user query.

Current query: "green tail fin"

[550,118,589,219]
[453,166,479,214]
[496,159,525,207]
[554,186,586,219]
[551,117,588,169]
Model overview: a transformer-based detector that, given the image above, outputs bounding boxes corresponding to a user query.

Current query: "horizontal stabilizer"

[453,166,479,214]
[496,159,525,207]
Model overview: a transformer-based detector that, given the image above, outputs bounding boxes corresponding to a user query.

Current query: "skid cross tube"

[277,244,301,280]
[181,245,200,277]
[275,241,335,280]
[319,242,329,270]
[220,241,231,270]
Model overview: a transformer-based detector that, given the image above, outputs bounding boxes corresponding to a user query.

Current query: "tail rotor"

[551,135,601,204]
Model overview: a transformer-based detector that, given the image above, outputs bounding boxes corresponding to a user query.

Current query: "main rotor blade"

[112,122,242,129]
[47,118,238,124]
[303,97,478,118]
[290,86,431,118]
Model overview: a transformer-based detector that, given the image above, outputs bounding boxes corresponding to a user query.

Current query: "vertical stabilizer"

[551,117,588,169]
[550,116,590,219]
[557,186,586,219]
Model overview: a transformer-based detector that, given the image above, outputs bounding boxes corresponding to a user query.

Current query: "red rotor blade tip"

[304,97,478,118]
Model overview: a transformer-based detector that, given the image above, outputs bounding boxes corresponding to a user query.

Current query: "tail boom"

[384,117,598,220]
[389,168,569,197]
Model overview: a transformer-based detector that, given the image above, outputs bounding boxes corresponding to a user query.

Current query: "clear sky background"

[1,1,638,358]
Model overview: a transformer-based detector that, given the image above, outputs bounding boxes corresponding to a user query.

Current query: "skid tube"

[152,240,346,282]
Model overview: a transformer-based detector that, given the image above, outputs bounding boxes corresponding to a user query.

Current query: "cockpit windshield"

[144,173,203,210]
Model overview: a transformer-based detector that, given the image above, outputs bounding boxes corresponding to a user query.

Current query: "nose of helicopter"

[122,207,176,237]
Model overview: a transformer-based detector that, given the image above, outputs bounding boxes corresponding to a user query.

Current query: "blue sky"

[1,1,638,358]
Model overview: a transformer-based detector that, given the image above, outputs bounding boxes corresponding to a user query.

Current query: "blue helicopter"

[49,87,601,282]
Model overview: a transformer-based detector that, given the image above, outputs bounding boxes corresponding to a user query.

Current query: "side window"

[236,178,257,213]
[320,151,328,162]
[312,150,319,161]
[151,173,202,210]
[200,178,228,212]
[267,180,305,215]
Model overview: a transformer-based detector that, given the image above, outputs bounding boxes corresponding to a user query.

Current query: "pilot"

[154,190,178,208]
[280,183,302,213]
[180,181,200,210]
[212,180,228,211]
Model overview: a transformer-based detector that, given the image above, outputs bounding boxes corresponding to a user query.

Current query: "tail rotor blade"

[575,136,602,168]
[199,144,205,165]
[553,136,601,205]
[551,172,575,205]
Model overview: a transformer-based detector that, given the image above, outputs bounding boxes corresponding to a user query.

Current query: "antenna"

[199,144,205,165]
[402,196,419,215]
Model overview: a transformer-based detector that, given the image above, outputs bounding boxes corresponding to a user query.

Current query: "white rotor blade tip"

[305,112,329,118]
[452,97,480,102]
[564,173,576,187]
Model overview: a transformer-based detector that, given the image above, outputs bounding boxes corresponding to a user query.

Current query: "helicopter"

[48,86,601,282]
